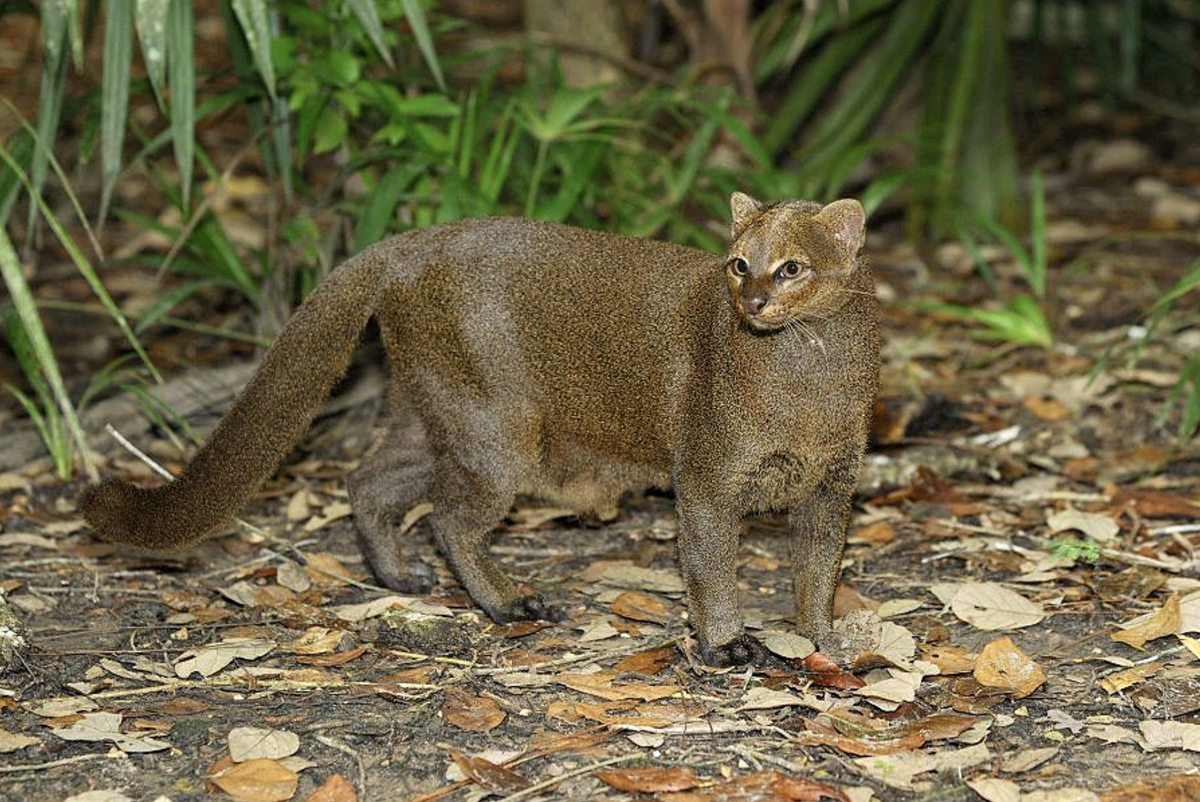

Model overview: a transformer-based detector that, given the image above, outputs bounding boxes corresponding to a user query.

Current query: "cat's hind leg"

[348,413,437,592]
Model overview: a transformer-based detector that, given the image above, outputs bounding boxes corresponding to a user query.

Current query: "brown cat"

[81,193,880,666]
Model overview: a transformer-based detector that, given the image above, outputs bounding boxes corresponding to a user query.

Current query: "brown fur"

[80,193,880,666]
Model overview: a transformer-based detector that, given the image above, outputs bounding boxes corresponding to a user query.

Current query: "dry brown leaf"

[944,582,1046,630]
[802,652,866,690]
[1047,507,1120,542]
[555,673,682,701]
[596,563,685,594]
[967,777,1021,802]
[1138,720,1200,752]
[1110,489,1200,519]
[1000,745,1059,773]
[302,774,358,802]
[613,646,676,675]
[276,560,312,593]
[211,758,299,802]
[175,638,276,679]
[228,727,300,762]
[303,502,353,533]
[1024,394,1072,421]
[443,690,505,732]
[920,643,977,674]
[577,618,621,642]
[447,749,530,794]
[661,770,849,802]
[762,631,816,660]
[848,521,894,545]
[1099,773,1200,801]
[597,767,698,793]
[49,711,170,753]
[973,636,1045,699]
[610,591,671,624]
[295,644,365,668]
[284,627,349,655]
[736,686,812,712]
[303,552,358,586]
[285,489,313,522]
[1098,662,1161,694]
[1112,594,1181,650]
[0,728,41,753]
[856,669,922,706]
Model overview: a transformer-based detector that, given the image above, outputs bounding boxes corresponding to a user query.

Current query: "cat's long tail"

[80,247,387,550]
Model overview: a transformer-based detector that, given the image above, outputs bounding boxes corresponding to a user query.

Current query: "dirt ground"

[2,101,1200,802]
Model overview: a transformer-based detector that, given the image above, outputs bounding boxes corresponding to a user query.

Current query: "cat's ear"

[815,199,866,256]
[730,192,764,240]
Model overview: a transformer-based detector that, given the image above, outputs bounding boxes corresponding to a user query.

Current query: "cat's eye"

[777,260,807,280]
[728,257,749,277]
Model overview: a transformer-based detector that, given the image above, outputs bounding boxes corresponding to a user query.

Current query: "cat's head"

[723,193,866,331]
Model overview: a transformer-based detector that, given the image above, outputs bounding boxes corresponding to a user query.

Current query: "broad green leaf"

[398,0,444,89]
[395,94,460,117]
[135,0,169,105]
[348,0,395,68]
[326,51,361,85]
[231,0,276,98]
[353,166,421,251]
[99,0,134,225]
[313,107,348,155]
[167,0,195,209]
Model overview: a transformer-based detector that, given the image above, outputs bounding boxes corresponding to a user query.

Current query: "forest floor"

[2,114,1200,801]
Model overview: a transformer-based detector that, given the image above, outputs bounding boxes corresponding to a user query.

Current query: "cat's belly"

[522,440,669,515]
[738,449,831,513]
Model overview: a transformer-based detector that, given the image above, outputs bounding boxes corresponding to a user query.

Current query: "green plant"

[924,170,1053,348]
[1048,536,1102,566]
[752,0,1019,238]
[0,106,162,479]
[1093,259,1200,442]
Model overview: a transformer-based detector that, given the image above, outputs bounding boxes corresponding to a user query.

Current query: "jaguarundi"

[81,193,881,667]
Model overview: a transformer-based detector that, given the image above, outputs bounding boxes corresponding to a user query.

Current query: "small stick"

[314,735,368,802]
[0,752,114,774]
[501,754,640,802]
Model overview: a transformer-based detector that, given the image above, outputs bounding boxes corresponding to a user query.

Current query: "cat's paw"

[701,634,782,667]
[494,594,566,624]
[373,560,437,594]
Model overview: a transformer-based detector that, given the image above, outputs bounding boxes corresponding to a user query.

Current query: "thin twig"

[26,672,439,706]
[473,636,681,676]
[315,735,368,802]
[0,752,114,774]
[104,424,173,481]
[501,754,639,802]
[1095,645,1186,679]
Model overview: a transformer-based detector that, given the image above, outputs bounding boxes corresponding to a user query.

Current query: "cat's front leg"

[789,445,862,652]
[674,491,768,666]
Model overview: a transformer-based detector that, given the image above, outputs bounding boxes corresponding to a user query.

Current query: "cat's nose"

[745,296,769,314]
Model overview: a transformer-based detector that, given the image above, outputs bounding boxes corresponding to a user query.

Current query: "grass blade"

[1029,169,1046,298]
[231,0,276,98]
[26,18,68,243]
[347,0,395,67]
[398,0,445,90]
[99,0,134,225]
[167,0,195,209]
[0,140,161,384]
[0,225,96,480]
[135,0,169,105]
[0,129,33,224]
